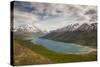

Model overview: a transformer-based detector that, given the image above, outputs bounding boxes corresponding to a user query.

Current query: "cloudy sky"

[13,1,97,32]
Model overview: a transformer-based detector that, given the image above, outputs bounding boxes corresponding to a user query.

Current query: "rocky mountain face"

[76,23,97,32]
[54,23,97,32]
[13,24,43,33]
[43,23,97,38]
[13,24,45,38]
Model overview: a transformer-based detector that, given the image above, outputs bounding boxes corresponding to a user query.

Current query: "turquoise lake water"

[31,38,90,54]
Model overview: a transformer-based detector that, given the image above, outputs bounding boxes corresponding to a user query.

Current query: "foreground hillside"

[14,39,52,65]
[13,35,97,65]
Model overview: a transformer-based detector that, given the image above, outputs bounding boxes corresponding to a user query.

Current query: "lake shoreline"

[31,38,97,55]
[69,43,97,55]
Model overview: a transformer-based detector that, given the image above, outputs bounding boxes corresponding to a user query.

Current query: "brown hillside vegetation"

[13,40,52,65]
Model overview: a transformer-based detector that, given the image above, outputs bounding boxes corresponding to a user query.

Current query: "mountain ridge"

[42,22,97,48]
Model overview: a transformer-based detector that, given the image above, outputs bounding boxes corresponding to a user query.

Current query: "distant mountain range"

[13,22,97,33]
[13,23,48,35]
[52,23,97,32]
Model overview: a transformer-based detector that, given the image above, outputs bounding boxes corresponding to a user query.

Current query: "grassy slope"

[14,36,97,65]
[14,40,52,66]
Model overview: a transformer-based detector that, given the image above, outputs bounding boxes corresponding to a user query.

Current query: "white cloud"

[13,2,97,32]
[14,8,39,28]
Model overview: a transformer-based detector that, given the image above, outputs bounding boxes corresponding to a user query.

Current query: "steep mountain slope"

[42,23,97,48]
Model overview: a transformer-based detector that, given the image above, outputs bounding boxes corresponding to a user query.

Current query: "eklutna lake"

[31,38,92,54]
